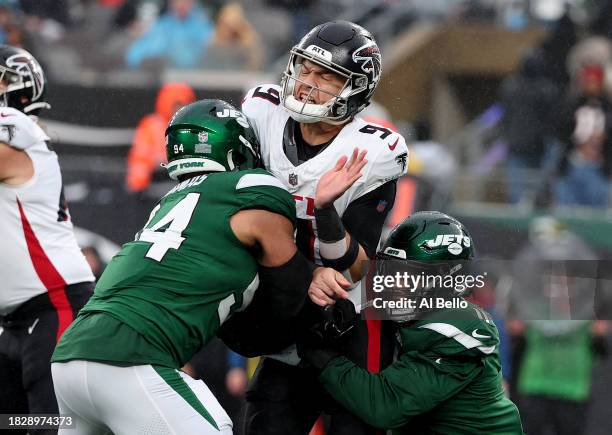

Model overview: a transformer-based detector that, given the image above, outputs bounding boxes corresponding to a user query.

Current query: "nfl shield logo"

[288,173,298,186]
[198,131,208,142]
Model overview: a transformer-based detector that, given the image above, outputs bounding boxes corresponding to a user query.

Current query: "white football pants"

[52,360,232,435]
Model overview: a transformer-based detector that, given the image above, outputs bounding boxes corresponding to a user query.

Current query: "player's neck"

[299,121,343,146]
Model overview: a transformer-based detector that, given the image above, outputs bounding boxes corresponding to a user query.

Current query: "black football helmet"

[281,21,381,125]
[0,45,50,115]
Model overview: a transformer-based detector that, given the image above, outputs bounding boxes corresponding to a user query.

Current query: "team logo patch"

[198,131,208,143]
[395,152,408,172]
[376,200,387,213]
[288,173,298,186]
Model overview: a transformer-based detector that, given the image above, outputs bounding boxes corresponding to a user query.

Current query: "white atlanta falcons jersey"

[243,84,409,263]
[0,108,94,315]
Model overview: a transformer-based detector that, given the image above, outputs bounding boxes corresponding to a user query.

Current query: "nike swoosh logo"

[28,318,40,335]
[472,329,491,339]
[0,113,14,117]
[388,137,399,151]
[435,357,442,364]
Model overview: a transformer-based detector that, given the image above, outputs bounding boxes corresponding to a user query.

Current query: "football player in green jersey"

[50,99,361,435]
[299,212,524,434]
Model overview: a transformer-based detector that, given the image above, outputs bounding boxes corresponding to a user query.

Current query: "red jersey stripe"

[17,198,72,341]
[366,319,382,373]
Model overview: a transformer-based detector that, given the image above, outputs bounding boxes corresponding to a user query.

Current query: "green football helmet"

[378,211,474,263]
[374,211,475,322]
[164,99,260,180]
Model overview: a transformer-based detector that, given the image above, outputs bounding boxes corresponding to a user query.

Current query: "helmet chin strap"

[24,101,51,113]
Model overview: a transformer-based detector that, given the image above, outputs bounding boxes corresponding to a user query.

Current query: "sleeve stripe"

[419,322,496,355]
[236,174,288,191]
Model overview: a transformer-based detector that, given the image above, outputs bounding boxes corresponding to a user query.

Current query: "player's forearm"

[315,205,362,283]
[318,356,411,429]
[348,239,369,281]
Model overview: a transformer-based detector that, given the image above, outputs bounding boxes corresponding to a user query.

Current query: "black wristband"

[321,236,359,271]
[314,205,345,243]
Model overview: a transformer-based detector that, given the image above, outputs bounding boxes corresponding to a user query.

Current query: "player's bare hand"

[315,148,367,209]
[308,267,350,306]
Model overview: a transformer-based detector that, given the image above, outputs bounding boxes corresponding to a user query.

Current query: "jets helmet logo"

[424,234,471,255]
[6,53,45,101]
[216,108,250,128]
[352,41,381,95]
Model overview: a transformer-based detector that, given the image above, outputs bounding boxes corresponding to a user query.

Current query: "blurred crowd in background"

[4,0,612,434]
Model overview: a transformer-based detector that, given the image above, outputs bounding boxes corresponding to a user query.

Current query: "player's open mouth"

[299,93,317,104]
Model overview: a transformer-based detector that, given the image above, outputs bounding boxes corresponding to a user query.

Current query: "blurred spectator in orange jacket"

[126,82,196,192]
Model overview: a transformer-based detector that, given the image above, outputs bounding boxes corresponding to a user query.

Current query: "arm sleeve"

[341,180,396,258]
[319,353,482,429]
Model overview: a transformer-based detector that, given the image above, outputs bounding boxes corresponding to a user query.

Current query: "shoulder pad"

[235,169,295,223]
[0,108,50,150]
[242,84,283,148]
[236,169,289,192]
[242,84,282,115]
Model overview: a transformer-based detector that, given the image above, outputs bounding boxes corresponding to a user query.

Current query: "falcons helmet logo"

[6,53,45,101]
[352,41,381,95]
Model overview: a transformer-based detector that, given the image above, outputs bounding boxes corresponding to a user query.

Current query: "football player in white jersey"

[0,45,95,426]
[227,21,409,435]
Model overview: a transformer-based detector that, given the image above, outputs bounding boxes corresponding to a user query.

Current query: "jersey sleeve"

[342,180,396,258]
[407,304,500,359]
[319,352,482,429]
[241,85,282,142]
[355,127,409,198]
[234,169,296,224]
[0,108,50,150]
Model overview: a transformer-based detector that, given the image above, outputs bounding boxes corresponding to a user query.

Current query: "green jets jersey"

[319,301,524,434]
[52,169,295,368]
[517,320,593,401]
